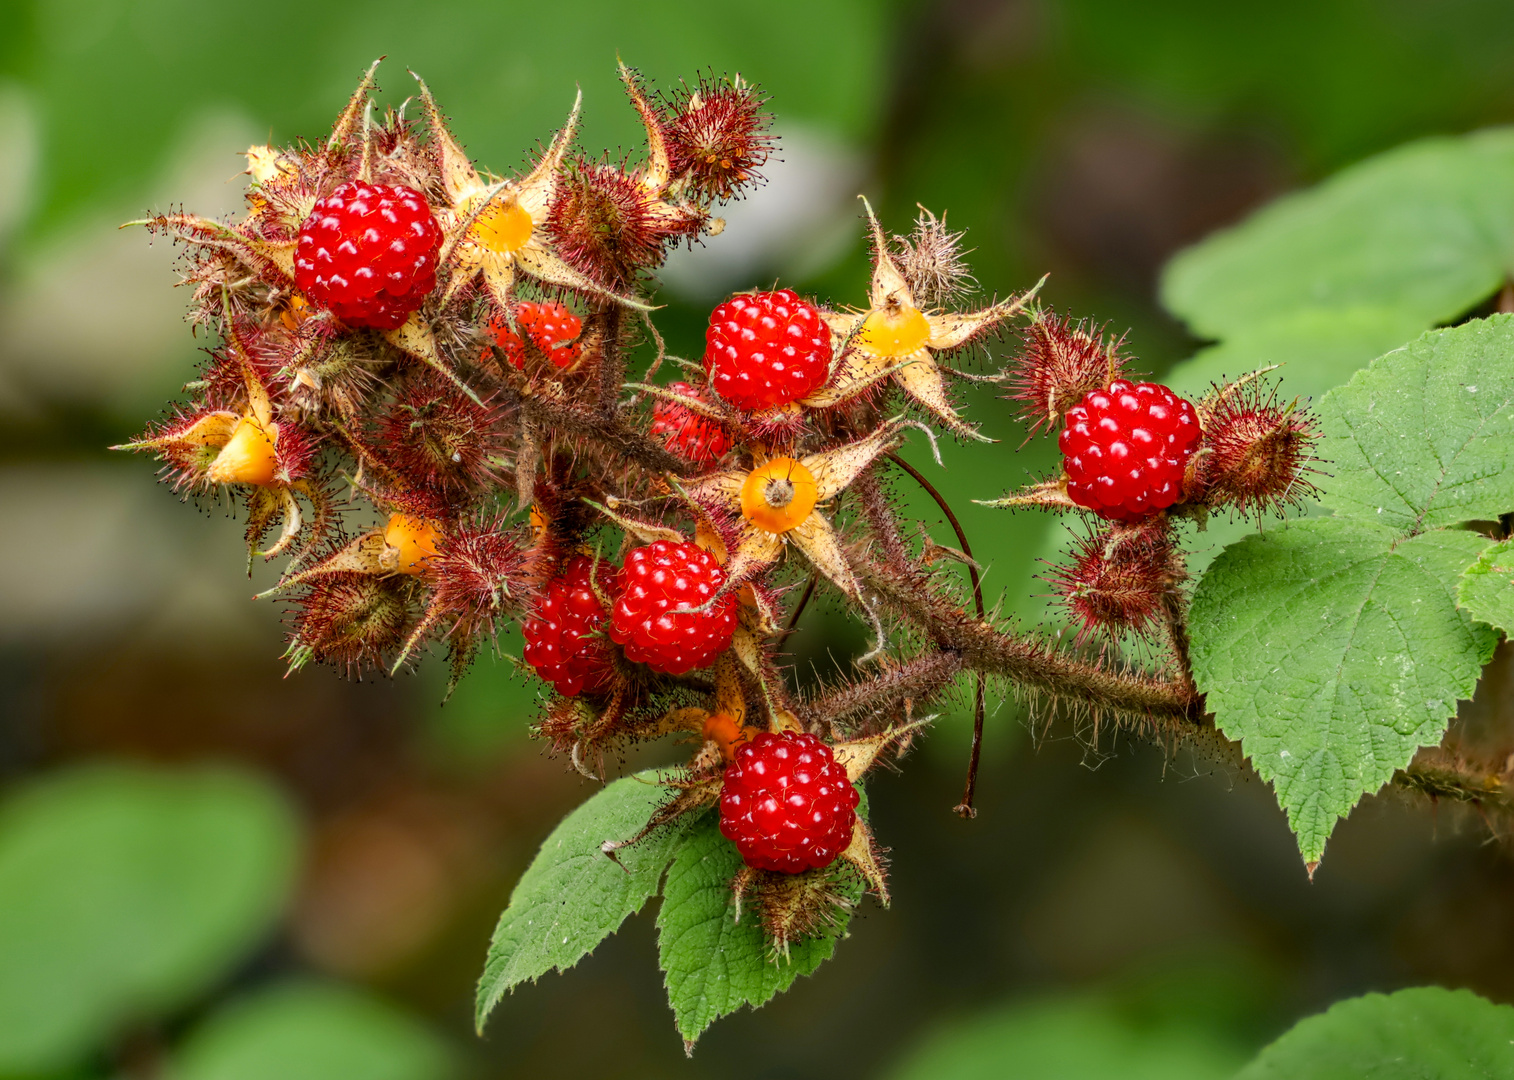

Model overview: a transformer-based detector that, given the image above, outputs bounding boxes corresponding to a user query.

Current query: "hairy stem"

[597,304,625,418]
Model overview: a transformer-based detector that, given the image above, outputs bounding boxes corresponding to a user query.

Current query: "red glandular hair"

[1046,523,1183,643]
[289,573,413,674]
[546,158,704,289]
[369,370,505,496]
[426,520,531,641]
[663,75,774,202]
[1007,310,1129,437]
[1194,382,1320,516]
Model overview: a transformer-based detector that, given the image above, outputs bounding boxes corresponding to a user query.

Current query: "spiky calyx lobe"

[1047,523,1184,642]
[522,554,620,697]
[649,382,733,467]
[663,76,773,201]
[703,289,831,410]
[1009,312,1128,437]
[1060,379,1200,522]
[1194,382,1320,516]
[488,301,584,371]
[608,540,737,675]
[294,181,443,330]
[719,732,858,874]
[289,573,412,674]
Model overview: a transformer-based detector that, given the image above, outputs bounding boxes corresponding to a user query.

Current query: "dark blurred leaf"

[656,794,866,1050]
[475,769,697,1029]
[884,994,1244,1080]
[1162,130,1514,340]
[1235,987,1514,1079]
[0,764,299,1075]
[174,981,454,1080]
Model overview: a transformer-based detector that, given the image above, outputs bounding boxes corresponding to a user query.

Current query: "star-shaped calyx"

[804,198,1044,439]
[682,423,903,605]
[415,76,647,314]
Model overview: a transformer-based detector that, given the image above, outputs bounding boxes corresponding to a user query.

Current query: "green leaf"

[884,995,1245,1080]
[0,765,299,1075]
[175,982,454,1080]
[1236,987,1514,1079]
[1188,519,1496,866]
[1162,129,1514,341]
[656,797,865,1050]
[1163,305,1428,406]
[475,770,695,1029]
[1458,538,1514,635]
[1317,317,1514,533]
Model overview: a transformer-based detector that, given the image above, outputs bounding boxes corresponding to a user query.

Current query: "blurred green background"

[4,0,1514,1076]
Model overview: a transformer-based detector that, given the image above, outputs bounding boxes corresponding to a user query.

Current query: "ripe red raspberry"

[649,382,733,467]
[1059,379,1201,522]
[487,301,584,371]
[294,182,443,330]
[703,289,831,410]
[521,554,620,696]
[719,731,858,874]
[608,540,737,674]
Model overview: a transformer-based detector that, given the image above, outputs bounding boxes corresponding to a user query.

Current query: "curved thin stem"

[885,451,988,817]
[777,571,820,649]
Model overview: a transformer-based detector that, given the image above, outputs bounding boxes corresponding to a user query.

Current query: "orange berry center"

[384,514,441,576]
[858,303,931,358]
[740,457,819,534]
[207,415,279,486]
[472,199,533,255]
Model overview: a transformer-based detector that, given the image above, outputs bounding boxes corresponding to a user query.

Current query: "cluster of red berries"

[650,382,733,466]
[523,540,738,688]
[293,181,443,330]
[1059,379,1201,521]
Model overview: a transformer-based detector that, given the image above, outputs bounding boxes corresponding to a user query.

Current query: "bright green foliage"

[1189,318,1514,865]
[476,772,869,1046]
[175,982,454,1080]
[1458,538,1514,635]
[883,995,1245,1080]
[0,765,299,1075]
[475,771,699,1029]
[1161,131,1514,407]
[1316,316,1514,532]
[1190,522,1494,865]
[1235,987,1514,1079]
[656,809,864,1050]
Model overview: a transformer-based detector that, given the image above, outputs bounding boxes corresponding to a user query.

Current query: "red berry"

[294,182,443,330]
[703,289,831,410]
[1059,380,1200,522]
[650,382,733,467]
[522,554,620,696]
[719,731,858,874]
[608,540,737,674]
[488,301,584,371]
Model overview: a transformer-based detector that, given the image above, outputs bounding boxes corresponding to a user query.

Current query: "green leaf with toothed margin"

[1316,316,1514,534]
[1189,520,1495,867]
[474,770,696,1031]
[657,791,868,1052]
[1235,987,1514,1079]
[1458,538,1514,636]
